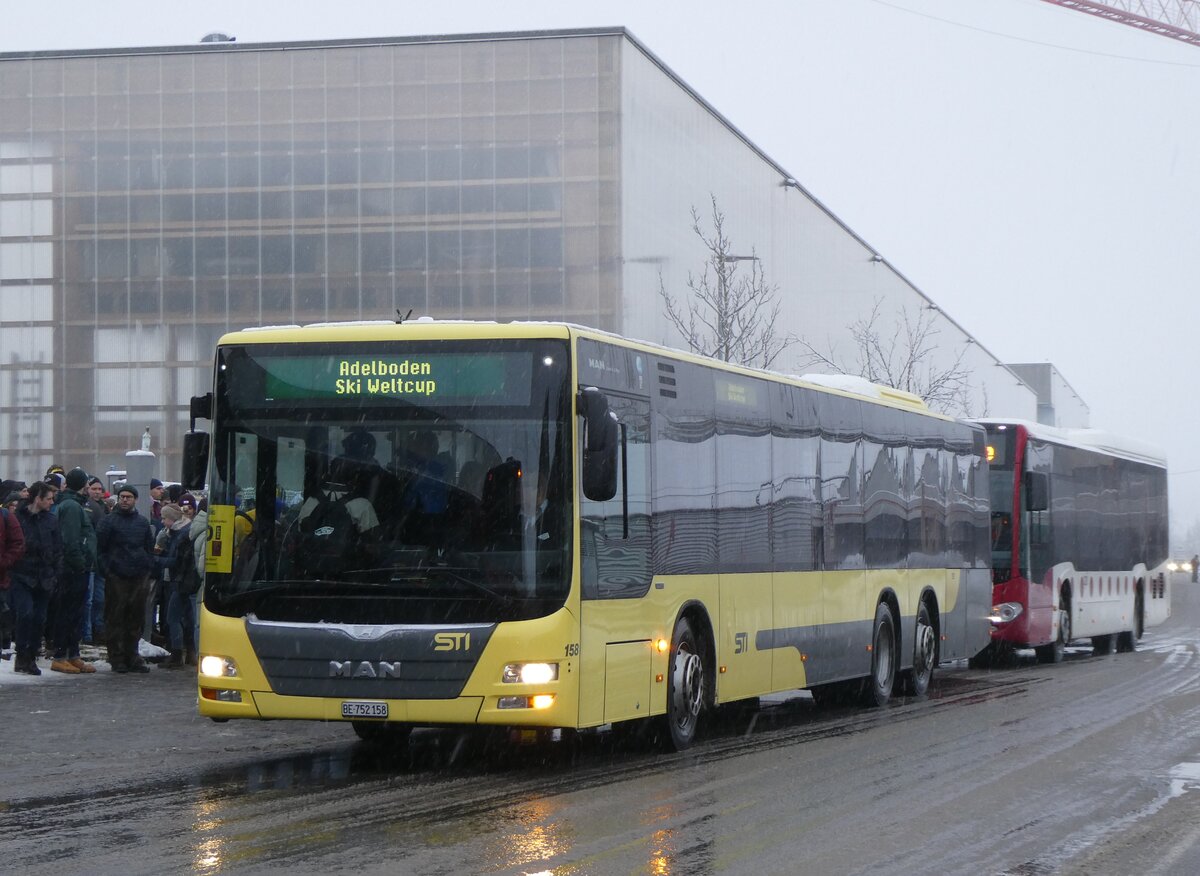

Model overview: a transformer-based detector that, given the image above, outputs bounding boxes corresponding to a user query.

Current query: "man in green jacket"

[51,467,98,674]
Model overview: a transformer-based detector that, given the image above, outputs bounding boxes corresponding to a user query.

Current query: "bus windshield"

[205,338,572,625]
[984,425,1017,583]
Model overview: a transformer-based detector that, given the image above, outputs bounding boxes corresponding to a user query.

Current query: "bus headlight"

[502,662,559,684]
[1168,562,1179,571]
[988,602,1023,624]
[199,655,239,678]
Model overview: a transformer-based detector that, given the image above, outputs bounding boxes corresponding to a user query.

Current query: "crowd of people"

[0,465,206,676]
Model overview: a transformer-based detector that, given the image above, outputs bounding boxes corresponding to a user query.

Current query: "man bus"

[182,321,992,749]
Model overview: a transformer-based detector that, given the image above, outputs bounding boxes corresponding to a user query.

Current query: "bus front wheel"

[664,617,706,750]
[1117,591,1143,653]
[1036,599,1070,664]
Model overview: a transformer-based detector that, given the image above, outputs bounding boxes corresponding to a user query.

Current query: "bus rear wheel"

[1091,634,1116,656]
[664,617,706,751]
[861,603,896,708]
[900,601,936,697]
[352,721,412,747]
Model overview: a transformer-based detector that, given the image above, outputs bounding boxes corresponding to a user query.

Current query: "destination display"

[233,350,534,406]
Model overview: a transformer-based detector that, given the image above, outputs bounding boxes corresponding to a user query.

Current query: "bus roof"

[972,418,1166,468]
[217,318,941,418]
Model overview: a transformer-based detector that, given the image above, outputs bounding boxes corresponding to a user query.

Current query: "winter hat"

[44,472,65,490]
[160,503,183,524]
[65,467,89,491]
[117,484,139,499]
[178,492,197,510]
[150,478,164,490]
[46,463,65,476]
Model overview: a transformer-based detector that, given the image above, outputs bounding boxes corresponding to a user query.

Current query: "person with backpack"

[295,457,380,578]
[49,467,98,674]
[0,484,27,661]
[10,482,62,675]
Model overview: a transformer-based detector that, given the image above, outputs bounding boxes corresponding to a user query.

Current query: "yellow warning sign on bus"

[206,504,235,574]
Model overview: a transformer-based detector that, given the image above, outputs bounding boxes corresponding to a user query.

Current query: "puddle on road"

[1167,761,1200,799]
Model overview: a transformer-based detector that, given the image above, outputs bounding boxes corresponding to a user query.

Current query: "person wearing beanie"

[95,486,155,674]
[50,468,98,674]
[149,479,164,523]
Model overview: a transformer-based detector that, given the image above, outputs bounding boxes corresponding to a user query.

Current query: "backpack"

[295,494,359,578]
[173,531,202,596]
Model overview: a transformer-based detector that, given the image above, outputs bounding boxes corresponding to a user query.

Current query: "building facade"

[0,28,1038,482]
[1006,363,1090,428]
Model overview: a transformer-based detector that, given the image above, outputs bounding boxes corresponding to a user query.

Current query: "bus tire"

[900,601,937,697]
[352,721,412,747]
[861,602,896,708]
[1117,592,1142,652]
[1036,601,1070,664]
[1091,634,1115,655]
[664,616,706,751]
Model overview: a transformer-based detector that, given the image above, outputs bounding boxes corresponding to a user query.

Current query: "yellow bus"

[182,320,992,749]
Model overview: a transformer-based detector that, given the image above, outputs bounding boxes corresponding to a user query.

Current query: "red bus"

[973,420,1170,664]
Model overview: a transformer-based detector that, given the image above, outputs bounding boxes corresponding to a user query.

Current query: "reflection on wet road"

[4,590,1200,874]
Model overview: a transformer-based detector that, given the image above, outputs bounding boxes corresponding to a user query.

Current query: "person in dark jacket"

[83,476,108,645]
[0,486,26,660]
[155,501,194,668]
[50,467,98,674]
[95,485,155,674]
[11,481,62,675]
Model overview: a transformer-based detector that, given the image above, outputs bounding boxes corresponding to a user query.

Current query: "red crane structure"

[1040,1,1200,46]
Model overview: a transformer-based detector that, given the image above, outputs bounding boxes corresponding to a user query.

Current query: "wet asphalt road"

[4,579,1200,876]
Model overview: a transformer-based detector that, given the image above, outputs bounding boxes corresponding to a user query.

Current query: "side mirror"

[182,431,210,490]
[578,387,618,501]
[190,392,213,431]
[1024,470,1048,512]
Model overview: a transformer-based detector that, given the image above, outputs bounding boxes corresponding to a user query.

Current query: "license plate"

[342,701,388,719]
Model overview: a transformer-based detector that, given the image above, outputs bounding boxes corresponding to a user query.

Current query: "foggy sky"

[4,0,1198,533]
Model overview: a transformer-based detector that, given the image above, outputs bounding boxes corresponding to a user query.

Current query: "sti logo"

[734,632,748,654]
[433,632,471,651]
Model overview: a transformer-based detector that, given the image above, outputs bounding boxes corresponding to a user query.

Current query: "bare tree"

[659,195,793,369]
[798,298,980,415]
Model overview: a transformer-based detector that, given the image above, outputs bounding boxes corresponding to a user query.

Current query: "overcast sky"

[5,0,1199,531]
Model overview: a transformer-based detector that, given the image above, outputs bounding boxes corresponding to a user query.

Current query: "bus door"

[1020,453,1055,642]
[577,391,654,729]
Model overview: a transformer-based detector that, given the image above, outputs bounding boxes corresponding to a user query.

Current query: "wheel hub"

[672,648,703,720]
[916,620,936,670]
